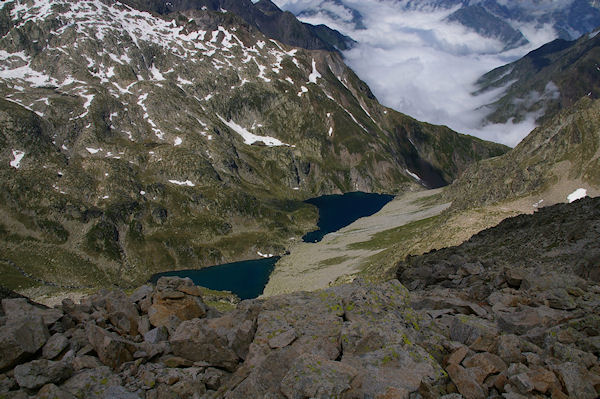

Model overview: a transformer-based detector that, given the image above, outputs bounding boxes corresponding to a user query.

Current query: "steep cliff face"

[0,0,506,289]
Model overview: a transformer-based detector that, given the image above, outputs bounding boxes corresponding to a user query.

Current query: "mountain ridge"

[447,96,600,210]
[276,0,600,50]
[120,0,355,51]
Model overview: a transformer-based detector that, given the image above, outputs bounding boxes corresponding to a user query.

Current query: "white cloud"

[274,0,564,146]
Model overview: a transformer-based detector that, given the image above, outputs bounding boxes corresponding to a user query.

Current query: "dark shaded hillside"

[120,0,355,51]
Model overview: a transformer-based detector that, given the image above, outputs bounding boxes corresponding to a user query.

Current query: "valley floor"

[262,189,450,296]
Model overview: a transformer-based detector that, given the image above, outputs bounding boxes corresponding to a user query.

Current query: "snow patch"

[86,147,101,154]
[257,251,274,258]
[217,114,289,147]
[297,86,308,97]
[567,188,587,203]
[177,76,193,85]
[405,169,422,182]
[150,65,165,81]
[174,136,182,146]
[255,59,271,82]
[0,49,59,88]
[168,179,195,187]
[77,91,95,118]
[4,98,43,117]
[308,58,321,84]
[9,150,25,169]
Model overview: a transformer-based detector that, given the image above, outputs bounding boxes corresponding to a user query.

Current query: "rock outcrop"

[397,196,600,398]
[0,276,448,398]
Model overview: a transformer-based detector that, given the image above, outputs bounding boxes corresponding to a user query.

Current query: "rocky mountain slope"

[447,96,600,210]
[476,29,600,126]
[396,195,600,398]
[0,196,598,398]
[344,94,600,282]
[0,0,507,291]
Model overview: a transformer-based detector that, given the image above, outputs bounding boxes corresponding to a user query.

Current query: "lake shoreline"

[146,191,396,299]
[262,189,449,297]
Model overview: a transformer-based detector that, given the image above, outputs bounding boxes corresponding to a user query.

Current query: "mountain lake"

[150,192,394,299]
[302,191,395,243]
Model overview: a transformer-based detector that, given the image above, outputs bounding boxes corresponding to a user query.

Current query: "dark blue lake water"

[149,257,279,300]
[302,192,395,243]
[150,192,394,299]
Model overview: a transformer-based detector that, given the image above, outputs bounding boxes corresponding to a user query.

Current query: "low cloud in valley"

[274,0,565,146]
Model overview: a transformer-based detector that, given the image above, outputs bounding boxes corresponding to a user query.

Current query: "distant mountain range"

[272,0,600,145]
[475,30,600,125]
[279,0,600,50]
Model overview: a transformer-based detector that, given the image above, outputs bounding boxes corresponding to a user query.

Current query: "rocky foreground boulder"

[0,277,446,398]
[0,197,599,398]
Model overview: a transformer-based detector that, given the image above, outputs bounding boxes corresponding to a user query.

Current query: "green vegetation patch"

[1,242,115,289]
[84,221,122,261]
[349,215,443,252]
[0,259,41,290]
[35,219,69,244]
[318,256,350,267]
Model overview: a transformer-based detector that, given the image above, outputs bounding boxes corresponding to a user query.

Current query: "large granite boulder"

[14,359,73,390]
[170,302,259,371]
[85,324,136,370]
[2,299,63,327]
[0,315,49,371]
[148,277,207,329]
